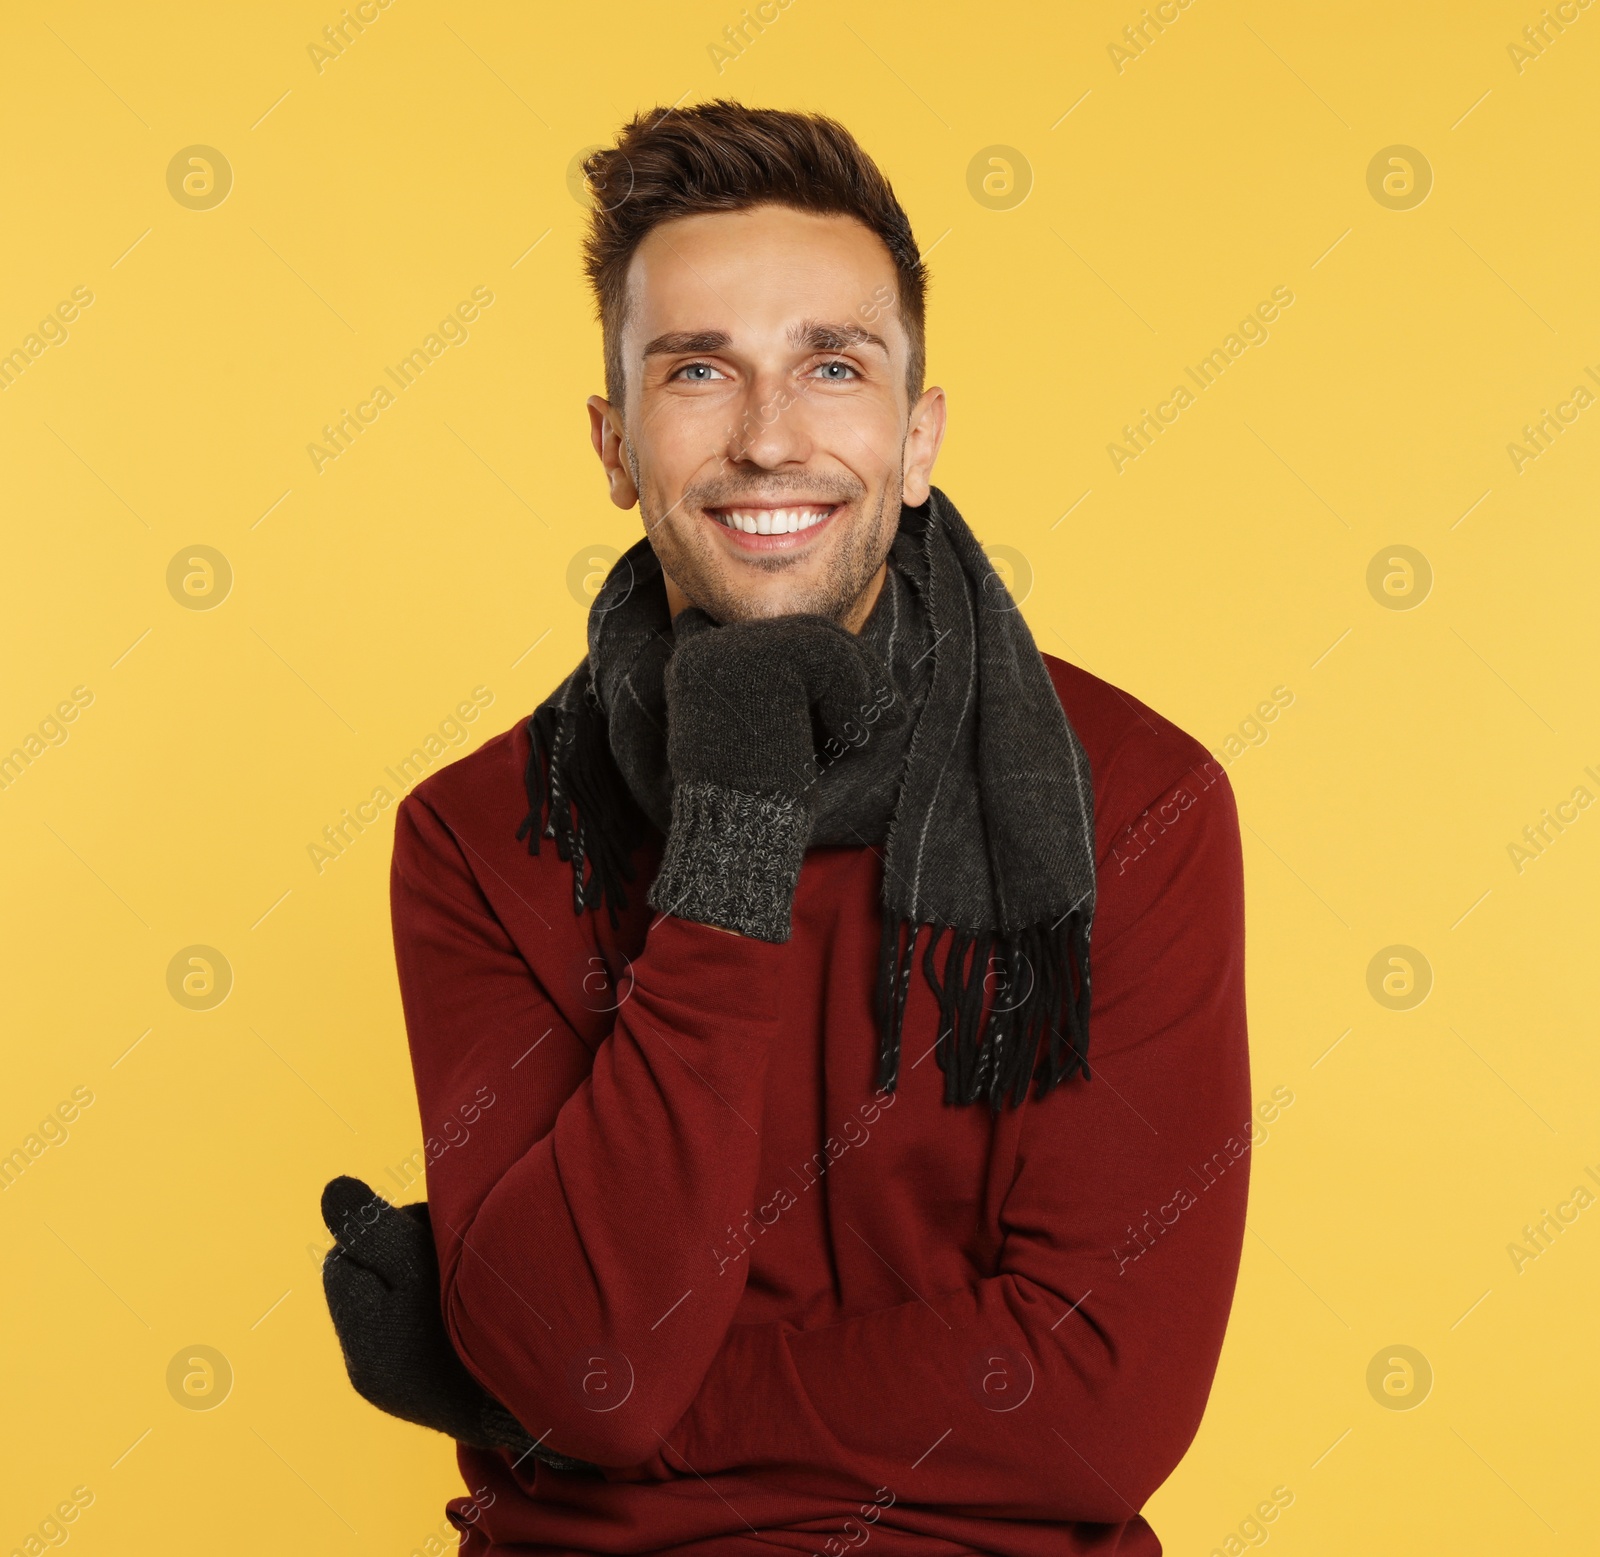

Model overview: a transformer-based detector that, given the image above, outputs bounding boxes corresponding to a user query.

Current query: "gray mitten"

[320,1176,599,1474]
[647,608,902,941]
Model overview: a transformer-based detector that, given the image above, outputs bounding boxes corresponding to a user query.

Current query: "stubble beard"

[630,440,903,627]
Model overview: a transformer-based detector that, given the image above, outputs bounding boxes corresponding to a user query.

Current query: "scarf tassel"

[516,700,652,930]
[522,704,1094,1111]
[874,910,1092,1109]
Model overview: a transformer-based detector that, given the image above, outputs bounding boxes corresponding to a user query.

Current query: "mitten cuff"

[477,1401,537,1454]
[647,780,808,942]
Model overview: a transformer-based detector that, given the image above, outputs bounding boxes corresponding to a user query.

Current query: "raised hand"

[648,609,904,941]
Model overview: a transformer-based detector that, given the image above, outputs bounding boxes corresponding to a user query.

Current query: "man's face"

[587,204,945,629]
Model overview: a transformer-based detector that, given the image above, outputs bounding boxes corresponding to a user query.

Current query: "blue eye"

[813,359,859,380]
[675,362,723,381]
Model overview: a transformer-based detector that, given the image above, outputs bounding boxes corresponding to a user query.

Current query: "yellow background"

[2,0,1596,1551]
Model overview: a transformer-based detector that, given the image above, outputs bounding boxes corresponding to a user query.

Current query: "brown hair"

[580,101,927,411]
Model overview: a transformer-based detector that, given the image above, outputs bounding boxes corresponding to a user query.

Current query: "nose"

[721,368,814,469]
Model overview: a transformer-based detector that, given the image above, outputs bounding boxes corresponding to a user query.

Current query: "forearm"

[643,1221,1244,1521]
[438,913,787,1466]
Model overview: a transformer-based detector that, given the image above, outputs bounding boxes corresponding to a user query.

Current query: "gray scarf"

[518,487,1096,1108]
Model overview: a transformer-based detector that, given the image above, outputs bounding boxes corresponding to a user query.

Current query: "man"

[321,101,1250,1557]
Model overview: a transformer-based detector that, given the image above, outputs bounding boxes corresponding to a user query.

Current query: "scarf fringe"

[522,706,1094,1110]
[874,910,1092,1109]
[516,695,653,931]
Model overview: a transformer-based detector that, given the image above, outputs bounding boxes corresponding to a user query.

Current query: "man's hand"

[664,607,901,812]
[647,609,903,941]
[320,1175,600,1473]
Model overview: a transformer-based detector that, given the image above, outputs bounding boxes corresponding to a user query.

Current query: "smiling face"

[587,203,945,629]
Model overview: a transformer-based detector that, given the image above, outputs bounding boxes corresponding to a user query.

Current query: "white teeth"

[716,506,831,535]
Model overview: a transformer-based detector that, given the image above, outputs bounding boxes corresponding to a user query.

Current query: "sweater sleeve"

[637,757,1250,1522]
[390,792,789,1467]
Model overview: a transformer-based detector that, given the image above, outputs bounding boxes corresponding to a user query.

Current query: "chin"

[650,485,891,627]
[688,581,820,625]
[730,593,847,625]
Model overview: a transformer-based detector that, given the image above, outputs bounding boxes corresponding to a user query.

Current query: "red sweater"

[391,651,1250,1557]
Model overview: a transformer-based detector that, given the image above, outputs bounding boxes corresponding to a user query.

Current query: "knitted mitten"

[320,1175,599,1473]
[647,608,903,941]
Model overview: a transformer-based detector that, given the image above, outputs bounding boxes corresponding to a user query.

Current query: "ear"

[901,385,947,508]
[587,395,639,510]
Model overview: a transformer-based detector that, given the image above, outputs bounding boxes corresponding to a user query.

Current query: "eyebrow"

[641,329,732,359]
[788,319,888,355]
[639,320,889,361]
